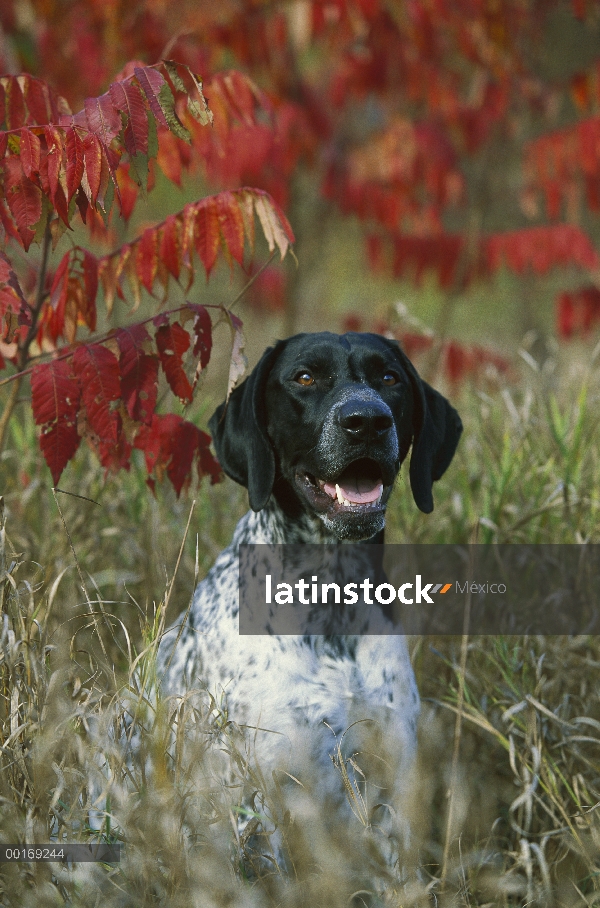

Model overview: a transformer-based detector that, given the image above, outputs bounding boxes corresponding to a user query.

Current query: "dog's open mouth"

[296,458,388,514]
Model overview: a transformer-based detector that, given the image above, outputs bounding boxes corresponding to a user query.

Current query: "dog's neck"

[233,497,384,546]
[233,499,390,635]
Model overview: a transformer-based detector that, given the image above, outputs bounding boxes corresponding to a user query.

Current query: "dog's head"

[209,332,462,541]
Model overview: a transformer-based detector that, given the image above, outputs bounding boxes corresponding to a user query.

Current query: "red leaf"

[155,321,193,402]
[97,433,132,474]
[134,413,217,497]
[20,129,41,180]
[44,252,70,343]
[4,155,42,250]
[159,215,182,279]
[50,250,70,305]
[194,197,221,276]
[44,125,69,224]
[44,125,63,195]
[31,360,81,485]
[6,76,26,129]
[0,198,21,245]
[197,432,223,485]
[22,78,55,125]
[115,163,139,220]
[65,128,85,203]
[444,341,471,384]
[557,292,575,339]
[556,285,600,338]
[134,415,162,474]
[136,226,158,293]
[72,344,121,443]
[84,93,122,147]
[190,304,213,369]
[134,66,169,129]
[165,418,201,496]
[0,250,31,340]
[116,324,158,424]
[217,190,245,266]
[95,145,112,213]
[251,189,295,258]
[82,133,103,205]
[156,130,184,186]
[109,80,149,158]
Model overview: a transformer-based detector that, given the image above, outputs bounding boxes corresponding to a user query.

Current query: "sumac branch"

[0,63,295,494]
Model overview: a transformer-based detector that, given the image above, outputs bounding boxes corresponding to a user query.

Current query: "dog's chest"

[166,510,419,747]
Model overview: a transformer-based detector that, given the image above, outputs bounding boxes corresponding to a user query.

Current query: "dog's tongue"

[322,476,383,504]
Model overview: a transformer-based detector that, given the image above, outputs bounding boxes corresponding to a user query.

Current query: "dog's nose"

[337,399,394,441]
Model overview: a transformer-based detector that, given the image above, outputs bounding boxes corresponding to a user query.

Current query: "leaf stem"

[0,253,277,390]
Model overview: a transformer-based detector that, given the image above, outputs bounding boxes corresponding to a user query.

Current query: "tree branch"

[0,215,52,453]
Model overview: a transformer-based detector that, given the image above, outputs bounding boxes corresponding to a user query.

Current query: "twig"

[54,487,101,506]
[227,250,277,311]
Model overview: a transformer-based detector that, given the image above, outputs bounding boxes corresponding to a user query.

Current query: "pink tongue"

[322,477,383,504]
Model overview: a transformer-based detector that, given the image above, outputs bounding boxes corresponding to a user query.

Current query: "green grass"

[0,346,599,906]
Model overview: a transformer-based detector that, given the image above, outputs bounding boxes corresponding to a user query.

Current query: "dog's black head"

[209,332,462,541]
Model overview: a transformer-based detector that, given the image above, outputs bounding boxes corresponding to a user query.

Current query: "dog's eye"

[295,372,315,386]
[382,372,398,386]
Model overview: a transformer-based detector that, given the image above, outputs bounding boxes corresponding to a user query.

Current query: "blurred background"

[1,2,600,906]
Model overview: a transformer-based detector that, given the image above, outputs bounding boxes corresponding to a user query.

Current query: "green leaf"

[158,83,190,143]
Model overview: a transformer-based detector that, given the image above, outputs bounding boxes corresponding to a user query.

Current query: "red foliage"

[134,413,221,496]
[155,321,193,404]
[556,286,600,339]
[0,250,31,340]
[72,343,121,443]
[31,359,81,485]
[526,117,600,218]
[0,63,294,491]
[340,313,509,386]
[485,226,600,275]
[115,325,158,424]
[27,302,232,490]
[3,1,600,494]
[0,64,213,248]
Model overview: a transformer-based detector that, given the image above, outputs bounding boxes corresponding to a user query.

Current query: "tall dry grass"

[0,346,599,906]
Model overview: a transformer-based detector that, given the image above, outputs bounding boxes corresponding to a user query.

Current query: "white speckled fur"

[159,498,419,858]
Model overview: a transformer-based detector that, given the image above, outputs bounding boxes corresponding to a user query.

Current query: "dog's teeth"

[344,497,351,507]
[335,483,344,505]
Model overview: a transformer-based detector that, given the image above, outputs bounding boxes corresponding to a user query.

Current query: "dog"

[159,331,462,877]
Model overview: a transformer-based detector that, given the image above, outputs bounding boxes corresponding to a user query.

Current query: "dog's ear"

[408,377,463,513]
[381,338,463,514]
[208,344,282,512]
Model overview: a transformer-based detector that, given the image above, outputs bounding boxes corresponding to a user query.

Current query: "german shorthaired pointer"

[159,331,462,872]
